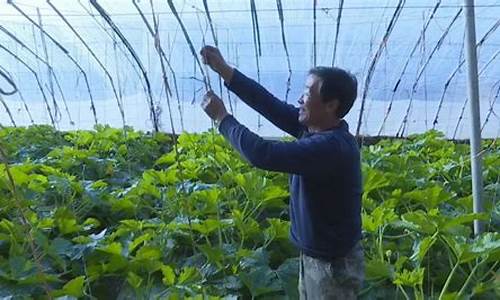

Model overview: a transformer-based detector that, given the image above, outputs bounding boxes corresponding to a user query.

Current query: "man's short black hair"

[308,66,358,118]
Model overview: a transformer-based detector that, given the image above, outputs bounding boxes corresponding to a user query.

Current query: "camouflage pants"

[298,242,365,300]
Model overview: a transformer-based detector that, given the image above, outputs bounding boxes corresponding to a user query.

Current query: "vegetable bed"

[0,125,498,299]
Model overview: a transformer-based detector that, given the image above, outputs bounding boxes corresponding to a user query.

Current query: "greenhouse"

[0,0,498,299]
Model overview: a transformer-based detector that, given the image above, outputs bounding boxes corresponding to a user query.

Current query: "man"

[200,46,364,300]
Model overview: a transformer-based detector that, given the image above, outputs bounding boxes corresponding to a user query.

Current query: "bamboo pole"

[355,0,406,137]
[1,23,82,125]
[0,44,55,126]
[0,94,16,126]
[0,66,18,96]
[8,1,98,126]
[167,0,210,91]
[397,8,463,137]
[132,0,186,130]
[432,19,500,128]
[377,0,441,135]
[249,0,262,129]
[0,66,34,124]
[89,0,160,132]
[201,0,232,114]
[332,0,344,66]
[36,8,61,123]
[276,0,292,103]
[481,84,499,131]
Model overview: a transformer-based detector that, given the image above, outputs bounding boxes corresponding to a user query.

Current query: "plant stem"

[398,285,411,300]
[359,279,386,296]
[0,145,53,297]
[438,260,460,300]
[457,258,487,297]
[378,226,385,261]
[477,261,498,282]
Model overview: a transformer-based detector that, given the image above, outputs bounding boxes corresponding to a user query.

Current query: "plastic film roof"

[0,0,499,138]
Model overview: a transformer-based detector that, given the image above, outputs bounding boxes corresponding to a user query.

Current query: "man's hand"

[201,90,229,125]
[200,46,234,83]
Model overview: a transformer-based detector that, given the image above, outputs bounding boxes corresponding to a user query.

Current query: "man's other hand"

[201,90,229,125]
[200,46,234,82]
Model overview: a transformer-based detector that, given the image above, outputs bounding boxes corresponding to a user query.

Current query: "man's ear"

[326,99,339,116]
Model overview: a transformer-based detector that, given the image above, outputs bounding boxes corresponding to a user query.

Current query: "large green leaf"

[400,210,437,234]
[262,185,289,208]
[177,267,201,285]
[128,232,153,253]
[127,272,143,289]
[365,259,394,280]
[191,219,222,236]
[393,268,424,287]
[441,213,489,232]
[410,235,437,265]
[239,265,282,298]
[362,167,390,202]
[53,276,85,298]
[403,185,452,210]
[362,206,398,232]
[239,247,270,269]
[97,242,123,256]
[8,256,34,281]
[54,208,81,235]
[199,244,224,267]
[275,258,299,300]
[155,151,177,166]
[264,218,290,243]
[460,232,500,263]
[161,265,176,286]
[134,245,161,261]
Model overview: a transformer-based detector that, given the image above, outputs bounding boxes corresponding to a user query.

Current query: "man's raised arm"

[200,46,305,138]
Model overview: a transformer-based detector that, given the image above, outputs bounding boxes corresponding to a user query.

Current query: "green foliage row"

[0,126,498,299]
[360,131,499,299]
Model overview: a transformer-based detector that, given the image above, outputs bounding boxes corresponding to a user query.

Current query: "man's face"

[298,74,335,127]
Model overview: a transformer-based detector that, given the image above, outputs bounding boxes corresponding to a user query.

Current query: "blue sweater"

[219,69,362,259]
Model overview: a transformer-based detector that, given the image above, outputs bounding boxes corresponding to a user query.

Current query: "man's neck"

[308,118,342,133]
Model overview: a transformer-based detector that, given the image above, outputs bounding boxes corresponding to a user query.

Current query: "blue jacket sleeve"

[219,115,339,176]
[225,69,305,138]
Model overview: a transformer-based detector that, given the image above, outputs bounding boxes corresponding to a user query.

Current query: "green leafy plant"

[0,126,498,299]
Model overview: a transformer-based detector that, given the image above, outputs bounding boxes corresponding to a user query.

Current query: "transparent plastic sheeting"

[0,0,498,138]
